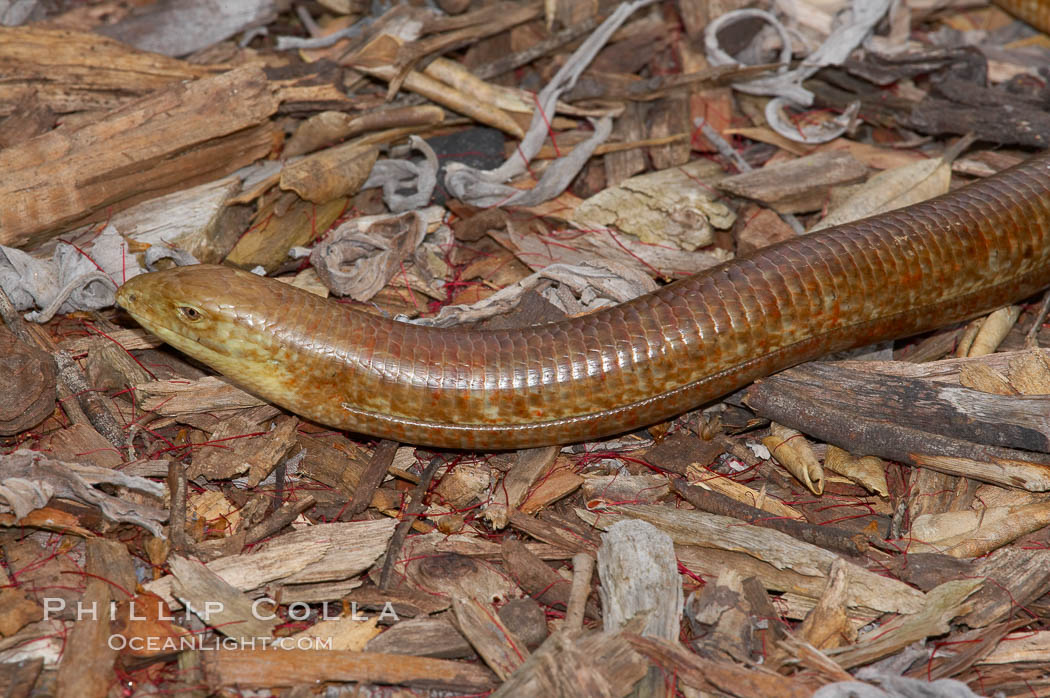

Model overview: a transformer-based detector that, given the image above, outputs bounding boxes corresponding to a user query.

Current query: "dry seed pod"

[763,422,824,495]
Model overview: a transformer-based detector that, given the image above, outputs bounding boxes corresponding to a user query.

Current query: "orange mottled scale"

[117,151,1050,450]
[994,0,1050,34]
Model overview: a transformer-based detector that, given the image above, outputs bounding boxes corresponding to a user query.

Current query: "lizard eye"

[178,306,202,322]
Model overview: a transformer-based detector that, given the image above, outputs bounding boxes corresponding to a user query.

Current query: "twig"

[670,477,869,556]
[564,553,595,631]
[473,16,600,80]
[245,495,317,544]
[379,454,446,590]
[346,439,399,518]
[167,460,188,553]
[1025,289,1050,348]
[54,350,127,449]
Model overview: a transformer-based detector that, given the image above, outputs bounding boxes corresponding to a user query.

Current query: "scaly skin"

[994,0,1050,35]
[117,150,1050,449]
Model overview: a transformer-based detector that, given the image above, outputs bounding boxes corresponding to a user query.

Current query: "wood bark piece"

[167,460,187,553]
[844,348,1050,384]
[961,548,1050,628]
[0,656,42,698]
[187,414,298,482]
[0,326,55,435]
[582,504,925,616]
[647,95,691,170]
[597,518,681,697]
[203,648,497,692]
[0,288,123,448]
[82,338,152,394]
[54,539,135,698]
[279,142,378,204]
[379,455,445,590]
[827,579,982,670]
[169,554,279,641]
[581,473,669,505]
[452,596,529,680]
[53,350,127,449]
[483,445,559,529]
[670,478,867,556]
[109,175,247,264]
[225,193,348,273]
[687,568,754,663]
[603,101,646,187]
[1003,351,1050,394]
[907,94,1050,149]
[519,457,584,513]
[736,205,797,255]
[136,376,267,416]
[491,628,648,698]
[498,598,548,650]
[627,633,819,698]
[797,559,855,651]
[507,509,600,554]
[145,519,397,607]
[0,65,279,249]
[381,0,543,93]
[0,550,40,642]
[346,438,398,517]
[402,549,520,607]
[564,553,595,631]
[903,497,1050,558]
[295,432,370,498]
[0,95,54,147]
[284,105,445,157]
[0,27,210,116]
[682,462,806,520]
[366,616,475,659]
[348,585,452,618]
[598,519,682,637]
[745,362,1050,490]
[0,588,42,639]
[716,150,869,214]
[571,158,734,251]
[349,34,525,138]
[243,495,316,544]
[500,537,599,619]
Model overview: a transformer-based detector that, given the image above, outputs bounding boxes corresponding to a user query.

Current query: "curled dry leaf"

[0,449,166,536]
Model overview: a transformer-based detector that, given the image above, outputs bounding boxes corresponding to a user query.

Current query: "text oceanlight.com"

[107,635,334,652]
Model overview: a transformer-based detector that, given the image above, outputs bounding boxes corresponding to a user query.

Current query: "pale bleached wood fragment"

[135,376,266,415]
[168,555,279,641]
[145,519,396,607]
[581,504,925,616]
[572,158,734,251]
